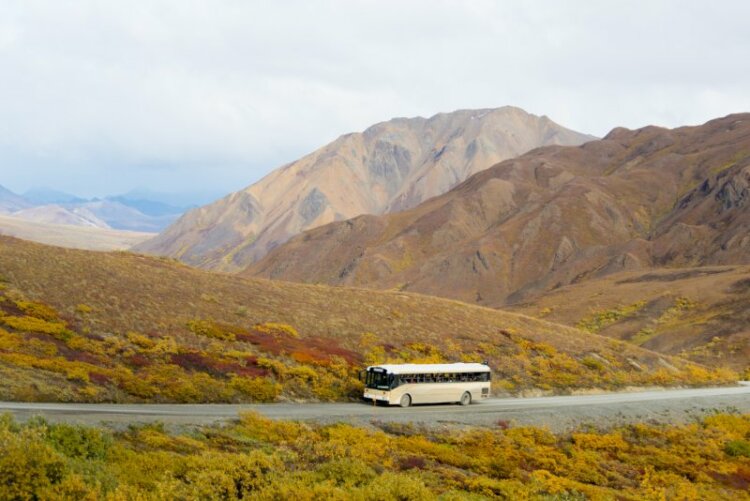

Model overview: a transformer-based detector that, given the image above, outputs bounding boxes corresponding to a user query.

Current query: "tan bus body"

[363,363,491,407]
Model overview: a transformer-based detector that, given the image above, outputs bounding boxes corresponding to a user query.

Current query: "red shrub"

[170,351,215,374]
[236,328,360,365]
[89,372,112,385]
[65,350,102,365]
[398,456,427,470]
[127,353,152,368]
[232,366,269,378]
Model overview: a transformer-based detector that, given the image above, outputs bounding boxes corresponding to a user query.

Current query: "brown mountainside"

[134,107,594,270]
[248,114,750,308]
[510,265,750,371]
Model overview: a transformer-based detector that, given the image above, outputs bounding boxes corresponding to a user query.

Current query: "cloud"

[0,0,748,196]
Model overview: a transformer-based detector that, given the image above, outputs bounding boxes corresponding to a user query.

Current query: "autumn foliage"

[1,412,750,499]
[0,279,737,404]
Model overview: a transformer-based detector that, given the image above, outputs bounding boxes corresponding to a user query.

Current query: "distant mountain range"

[134,106,595,269]
[0,185,33,213]
[0,186,204,232]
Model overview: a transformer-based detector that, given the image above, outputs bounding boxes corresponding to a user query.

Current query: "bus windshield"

[365,369,392,390]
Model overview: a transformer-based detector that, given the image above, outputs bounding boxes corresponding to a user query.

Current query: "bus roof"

[367,363,490,374]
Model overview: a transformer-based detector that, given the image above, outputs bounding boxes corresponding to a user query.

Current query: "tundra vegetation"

[0,282,736,403]
[1,412,749,499]
[0,237,738,402]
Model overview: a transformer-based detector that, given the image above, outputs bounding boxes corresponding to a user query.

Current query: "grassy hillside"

[2,412,750,499]
[0,236,735,403]
[510,265,750,374]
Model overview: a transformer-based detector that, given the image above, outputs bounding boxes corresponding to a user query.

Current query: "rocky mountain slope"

[134,107,594,270]
[0,235,730,403]
[248,114,750,309]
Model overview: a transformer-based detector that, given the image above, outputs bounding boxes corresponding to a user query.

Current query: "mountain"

[79,200,180,232]
[105,195,186,217]
[11,205,110,228]
[508,265,750,370]
[0,235,731,402]
[23,187,87,205]
[0,185,32,214]
[0,214,155,251]
[247,113,750,308]
[116,187,225,209]
[134,107,595,270]
[0,187,185,235]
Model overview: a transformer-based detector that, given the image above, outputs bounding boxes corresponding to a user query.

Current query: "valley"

[0,214,155,251]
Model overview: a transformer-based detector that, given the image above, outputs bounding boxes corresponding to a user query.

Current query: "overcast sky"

[1,0,749,198]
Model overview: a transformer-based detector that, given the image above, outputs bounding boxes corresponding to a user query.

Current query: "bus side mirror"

[358,370,365,382]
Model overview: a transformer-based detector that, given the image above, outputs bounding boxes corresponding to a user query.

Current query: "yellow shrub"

[126,332,156,349]
[75,304,93,315]
[0,316,72,339]
[255,322,299,338]
[15,300,60,321]
[0,328,21,350]
[572,432,629,452]
[230,376,281,402]
[187,319,236,341]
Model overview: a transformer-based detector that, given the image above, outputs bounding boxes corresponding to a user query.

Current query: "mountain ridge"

[134,106,595,270]
[247,113,750,308]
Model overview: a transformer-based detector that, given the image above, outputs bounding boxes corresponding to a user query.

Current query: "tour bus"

[362,362,491,407]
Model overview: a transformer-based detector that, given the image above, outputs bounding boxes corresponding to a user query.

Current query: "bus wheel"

[399,394,412,408]
[460,392,472,406]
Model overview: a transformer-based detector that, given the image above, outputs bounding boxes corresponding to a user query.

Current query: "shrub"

[45,423,112,460]
[254,322,300,338]
[725,440,750,458]
[230,376,281,402]
[126,332,156,349]
[316,459,376,487]
[0,316,73,340]
[15,300,60,321]
[187,319,236,341]
[75,304,93,315]
[0,426,67,499]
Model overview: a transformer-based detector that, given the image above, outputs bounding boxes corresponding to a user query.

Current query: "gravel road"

[2,384,749,432]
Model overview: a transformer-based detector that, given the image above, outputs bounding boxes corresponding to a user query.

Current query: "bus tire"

[399,394,412,408]
[460,392,472,406]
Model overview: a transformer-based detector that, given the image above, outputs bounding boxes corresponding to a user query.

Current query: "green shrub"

[725,439,750,457]
[46,423,112,461]
[0,426,67,499]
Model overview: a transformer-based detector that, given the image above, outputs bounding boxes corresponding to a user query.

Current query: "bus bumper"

[364,390,390,403]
